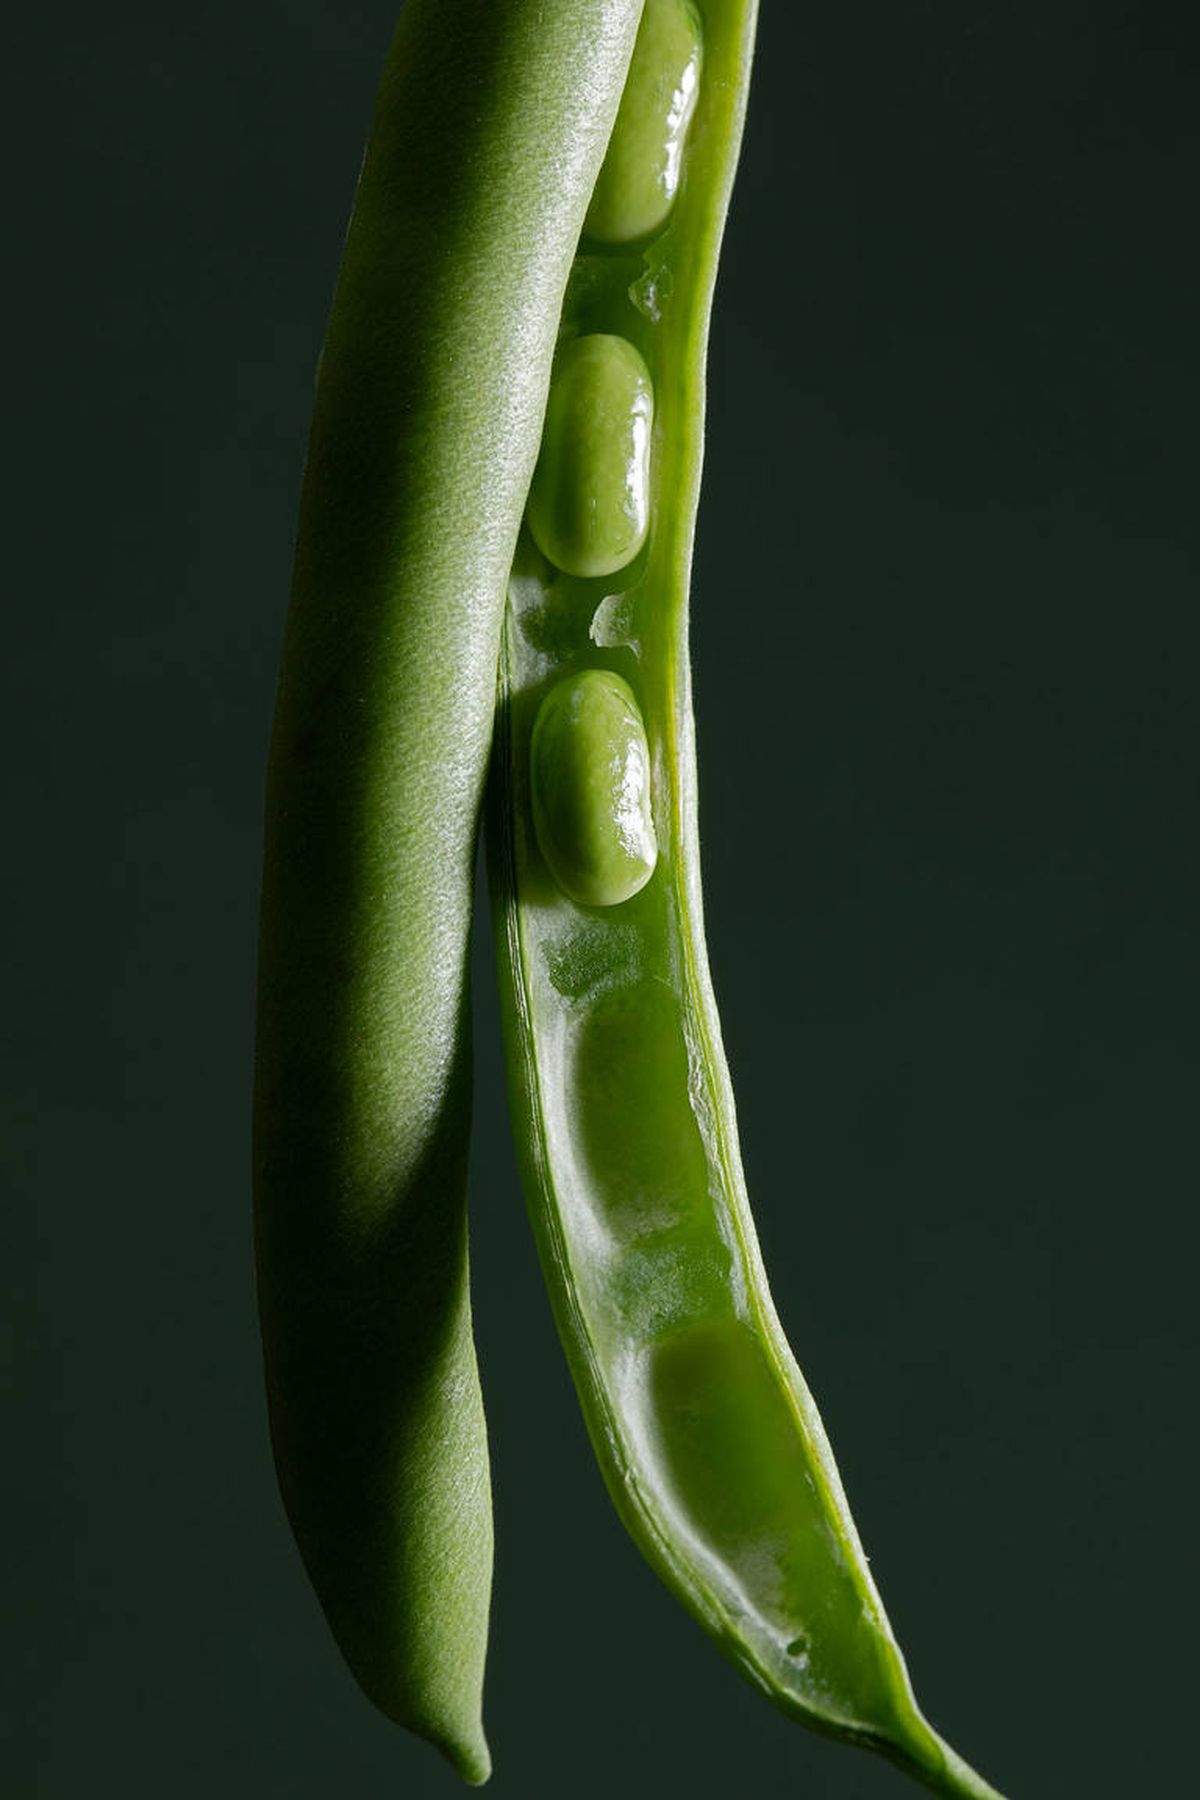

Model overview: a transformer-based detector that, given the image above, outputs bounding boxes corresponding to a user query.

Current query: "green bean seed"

[526,335,653,579]
[585,0,704,244]
[530,670,657,907]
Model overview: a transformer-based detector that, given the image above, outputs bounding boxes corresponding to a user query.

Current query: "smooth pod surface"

[526,334,654,579]
[253,0,645,1784]
[530,669,658,906]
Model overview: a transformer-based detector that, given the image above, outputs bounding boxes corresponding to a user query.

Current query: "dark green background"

[9,2,1197,1794]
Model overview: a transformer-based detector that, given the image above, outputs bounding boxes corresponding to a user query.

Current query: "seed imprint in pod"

[530,669,658,907]
[526,335,653,579]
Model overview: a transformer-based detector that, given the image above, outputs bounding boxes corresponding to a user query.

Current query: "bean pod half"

[253,1,645,1783]
[487,4,1008,1797]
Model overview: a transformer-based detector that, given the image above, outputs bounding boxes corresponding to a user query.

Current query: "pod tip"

[443,1730,492,1788]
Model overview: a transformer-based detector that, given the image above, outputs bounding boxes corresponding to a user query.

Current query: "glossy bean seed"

[530,670,657,907]
[585,0,703,244]
[526,335,653,579]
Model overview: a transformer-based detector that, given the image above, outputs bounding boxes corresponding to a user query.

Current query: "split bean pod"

[257,2,1012,1795]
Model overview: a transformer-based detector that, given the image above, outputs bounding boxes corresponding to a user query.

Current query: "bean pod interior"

[490,6,1006,1797]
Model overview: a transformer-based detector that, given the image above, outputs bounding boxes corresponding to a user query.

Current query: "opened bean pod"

[488,4,1008,1797]
[259,0,1012,1790]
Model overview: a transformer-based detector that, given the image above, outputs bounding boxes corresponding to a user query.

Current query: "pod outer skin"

[253,0,645,1784]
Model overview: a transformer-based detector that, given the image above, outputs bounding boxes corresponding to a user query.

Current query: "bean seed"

[585,0,703,244]
[526,335,653,579]
[530,670,657,906]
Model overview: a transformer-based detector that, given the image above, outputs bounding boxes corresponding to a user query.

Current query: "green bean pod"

[253,1,644,1783]
[488,4,1008,1796]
